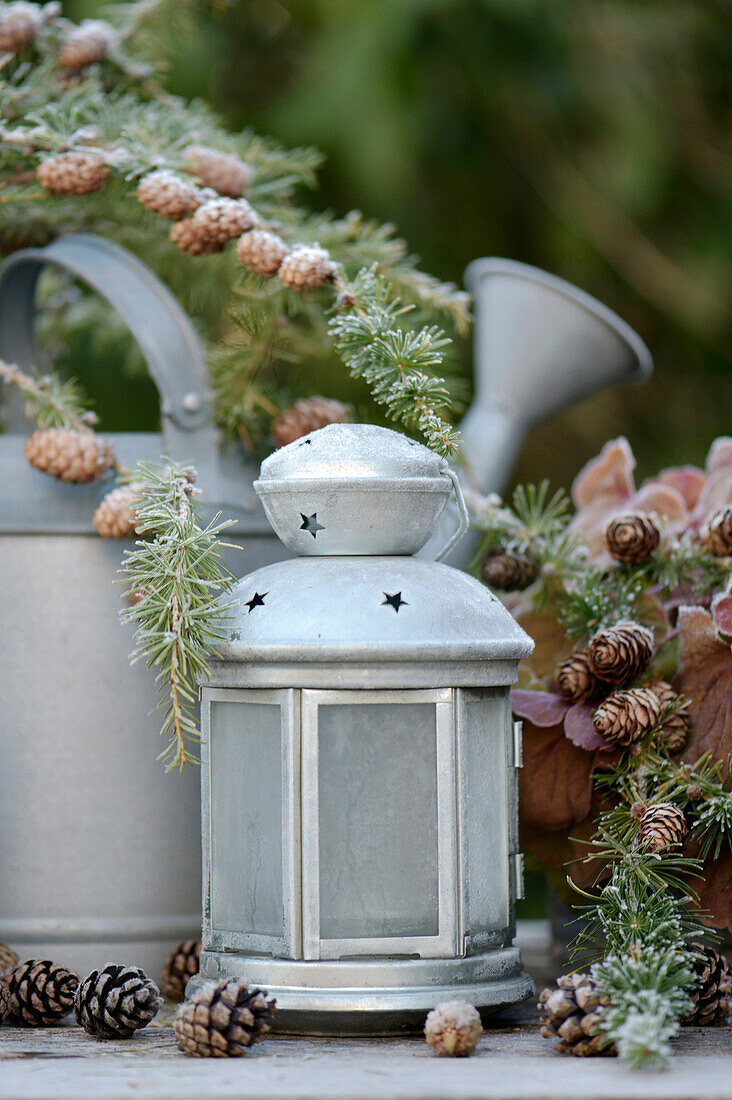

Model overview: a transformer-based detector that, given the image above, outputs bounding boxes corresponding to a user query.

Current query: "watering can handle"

[433,467,469,562]
[0,233,211,451]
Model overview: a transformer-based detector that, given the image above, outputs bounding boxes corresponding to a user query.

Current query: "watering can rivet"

[182,392,202,413]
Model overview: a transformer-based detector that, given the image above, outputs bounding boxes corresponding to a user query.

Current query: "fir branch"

[0,358,96,430]
[121,462,235,771]
[558,568,645,640]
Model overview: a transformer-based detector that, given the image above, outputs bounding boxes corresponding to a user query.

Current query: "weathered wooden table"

[1,927,731,1100]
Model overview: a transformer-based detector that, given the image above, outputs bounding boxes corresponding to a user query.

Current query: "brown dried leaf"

[515,610,573,681]
[694,853,732,933]
[674,606,732,764]
[519,718,597,831]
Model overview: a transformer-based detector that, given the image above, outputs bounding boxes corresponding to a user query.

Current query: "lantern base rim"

[189,947,534,1035]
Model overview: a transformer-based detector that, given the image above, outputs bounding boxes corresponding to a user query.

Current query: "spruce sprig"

[0,358,96,431]
[121,461,235,772]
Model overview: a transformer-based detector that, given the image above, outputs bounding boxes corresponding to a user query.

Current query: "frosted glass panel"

[318,703,439,940]
[462,695,509,932]
[210,701,283,937]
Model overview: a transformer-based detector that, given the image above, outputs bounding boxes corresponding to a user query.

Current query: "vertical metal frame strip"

[454,689,467,954]
[300,691,321,960]
[435,698,459,956]
[200,688,213,950]
[282,689,302,958]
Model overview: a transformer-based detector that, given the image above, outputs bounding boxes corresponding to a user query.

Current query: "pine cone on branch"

[57,19,113,72]
[480,547,537,591]
[93,483,142,539]
[538,974,614,1057]
[683,945,732,1026]
[0,943,19,976]
[161,939,201,1003]
[592,687,663,747]
[702,507,732,557]
[555,652,599,705]
[278,246,336,290]
[37,152,108,196]
[174,980,275,1057]
[587,621,654,686]
[183,145,254,198]
[25,428,114,483]
[169,218,222,257]
[137,172,202,221]
[424,1001,483,1056]
[171,200,255,255]
[7,960,79,1025]
[236,230,289,278]
[646,679,690,754]
[0,1,42,53]
[605,513,660,564]
[638,803,687,852]
[271,397,350,447]
[75,964,162,1038]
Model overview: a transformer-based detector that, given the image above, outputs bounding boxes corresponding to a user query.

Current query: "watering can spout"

[459,258,652,494]
[420,258,652,564]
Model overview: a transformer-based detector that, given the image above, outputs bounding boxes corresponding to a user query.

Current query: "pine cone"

[8,959,79,1025]
[646,679,690,754]
[75,964,162,1038]
[424,1001,483,1056]
[480,547,537,591]
[0,977,10,1025]
[606,513,660,564]
[702,506,732,557]
[278,246,335,290]
[592,687,663,747]
[683,945,731,1026]
[161,939,201,1002]
[37,151,108,196]
[587,620,654,686]
[271,396,350,448]
[93,483,142,539]
[174,980,275,1057]
[169,219,222,257]
[538,974,614,1057]
[236,229,289,278]
[57,19,113,72]
[638,802,687,852]
[25,428,114,483]
[137,171,202,220]
[183,145,254,198]
[0,942,19,976]
[0,1,42,53]
[555,652,599,705]
[171,199,255,255]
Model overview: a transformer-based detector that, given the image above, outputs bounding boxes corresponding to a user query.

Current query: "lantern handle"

[433,467,469,562]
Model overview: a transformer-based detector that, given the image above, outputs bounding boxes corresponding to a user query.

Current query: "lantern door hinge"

[512,720,523,768]
[513,852,525,900]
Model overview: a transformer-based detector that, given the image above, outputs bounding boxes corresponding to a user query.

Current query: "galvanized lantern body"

[194,424,534,1033]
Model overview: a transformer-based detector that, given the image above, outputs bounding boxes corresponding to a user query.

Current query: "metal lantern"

[192,423,534,1033]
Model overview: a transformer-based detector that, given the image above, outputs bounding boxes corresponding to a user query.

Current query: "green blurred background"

[64,0,732,491]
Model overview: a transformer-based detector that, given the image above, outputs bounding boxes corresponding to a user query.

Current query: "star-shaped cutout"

[299,438,312,446]
[300,512,325,538]
[382,591,408,613]
[244,591,267,613]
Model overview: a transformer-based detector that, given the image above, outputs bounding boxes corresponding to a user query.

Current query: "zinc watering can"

[0,236,651,980]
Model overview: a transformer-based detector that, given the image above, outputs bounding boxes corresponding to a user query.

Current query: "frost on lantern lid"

[254,423,455,557]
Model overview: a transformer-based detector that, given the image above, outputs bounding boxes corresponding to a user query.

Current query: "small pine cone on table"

[25,428,114,483]
[7,959,79,1025]
[137,171,202,221]
[645,678,690,754]
[0,1,42,53]
[538,974,614,1057]
[75,964,162,1038]
[236,229,289,278]
[57,19,113,72]
[271,397,350,448]
[592,687,663,748]
[161,939,201,1002]
[702,506,732,557]
[587,620,654,686]
[174,980,275,1057]
[0,977,10,1024]
[0,942,19,976]
[605,512,660,564]
[424,1001,483,1057]
[37,151,109,196]
[183,145,254,198]
[638,802,687,852]
[278,246,336,290]
[93,483,142,539]
[480,546,537,592]
[683,945,732,1026]
[555,652,599,705]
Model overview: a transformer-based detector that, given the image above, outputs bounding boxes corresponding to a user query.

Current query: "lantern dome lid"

[213,555,533,669]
